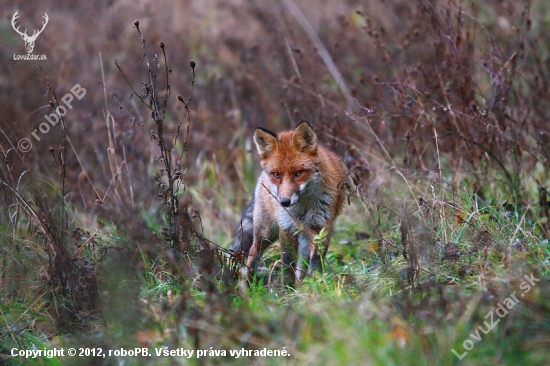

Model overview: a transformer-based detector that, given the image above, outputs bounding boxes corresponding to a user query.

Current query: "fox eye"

[272,172,281,179]
[294,170,304,178]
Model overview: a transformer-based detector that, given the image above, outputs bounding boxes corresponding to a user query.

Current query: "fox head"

[254,121,320,207]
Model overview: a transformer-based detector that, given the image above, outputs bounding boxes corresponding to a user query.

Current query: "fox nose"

[280,198,291,207]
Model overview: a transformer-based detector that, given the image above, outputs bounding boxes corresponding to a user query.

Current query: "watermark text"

[18,84,86,152]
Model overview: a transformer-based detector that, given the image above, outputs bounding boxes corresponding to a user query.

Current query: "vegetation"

[1,0,549,365]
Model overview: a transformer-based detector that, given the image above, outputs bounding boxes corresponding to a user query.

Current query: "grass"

[2,0,550,365]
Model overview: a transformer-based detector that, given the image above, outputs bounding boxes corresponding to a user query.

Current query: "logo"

[11,11,48,60]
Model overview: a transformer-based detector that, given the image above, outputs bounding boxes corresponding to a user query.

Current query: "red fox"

[230,121,346,284]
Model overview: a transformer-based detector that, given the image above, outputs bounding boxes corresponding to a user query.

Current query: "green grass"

[2,189,550,365]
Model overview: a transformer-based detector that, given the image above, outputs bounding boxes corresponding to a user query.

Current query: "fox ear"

[292,121,318,154]
[254,127,278,158]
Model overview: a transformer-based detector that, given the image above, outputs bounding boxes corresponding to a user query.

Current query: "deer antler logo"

[11,11,49,54]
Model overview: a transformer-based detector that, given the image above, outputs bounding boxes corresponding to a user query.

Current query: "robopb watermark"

[18,84,87,153]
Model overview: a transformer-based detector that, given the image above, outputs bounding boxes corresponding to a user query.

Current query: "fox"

[230,121,346,284]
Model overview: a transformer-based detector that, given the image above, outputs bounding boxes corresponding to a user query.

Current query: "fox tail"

[229,198,254,256]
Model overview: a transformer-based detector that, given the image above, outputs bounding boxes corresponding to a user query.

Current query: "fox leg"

[296,232,310,280]
[246,221,278,270]
[304,227,332,276]
[279,231,298,285]
[229,200,255,255]
[307,241,323,276]
[246,226,267,270]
